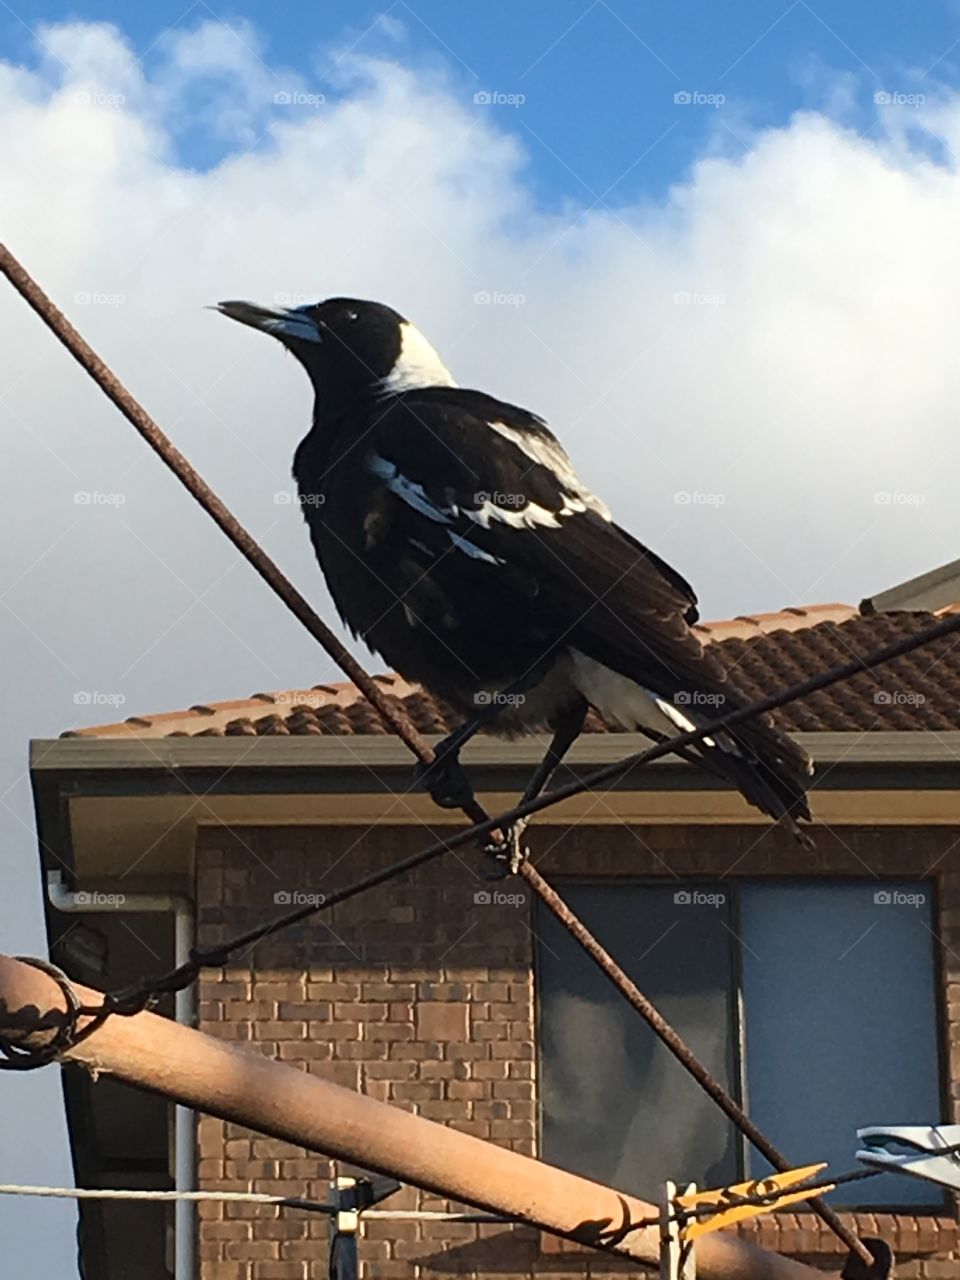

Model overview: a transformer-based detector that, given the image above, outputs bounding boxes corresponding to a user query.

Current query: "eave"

[30,731,960,888]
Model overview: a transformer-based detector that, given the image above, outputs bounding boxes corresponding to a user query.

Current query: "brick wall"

[196,822,960,1280]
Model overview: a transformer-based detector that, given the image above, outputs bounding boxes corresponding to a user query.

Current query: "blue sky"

[5,0,960,203]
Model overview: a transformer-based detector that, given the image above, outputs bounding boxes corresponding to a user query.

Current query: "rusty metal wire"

[8,243,947,1262]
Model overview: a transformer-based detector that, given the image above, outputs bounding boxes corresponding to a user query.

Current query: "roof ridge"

[693,602,858,641]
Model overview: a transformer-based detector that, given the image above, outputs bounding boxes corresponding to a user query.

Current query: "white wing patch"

[380,322,457,393]
[487,420,612,521]
[569,652,678,735]
[367,455,451,524]
[465,494,587,531]
[568,651,718,747]
[369,451,584,534]
[447,530,504,564]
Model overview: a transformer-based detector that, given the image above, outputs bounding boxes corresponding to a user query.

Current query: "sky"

[5,1,960,1271]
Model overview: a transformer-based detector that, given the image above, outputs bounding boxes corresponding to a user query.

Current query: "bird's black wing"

[364,388,707,688]
[363,388,812,830]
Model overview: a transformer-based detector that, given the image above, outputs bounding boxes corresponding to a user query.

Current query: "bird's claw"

[480,818,530,879]
[415,739,477,810]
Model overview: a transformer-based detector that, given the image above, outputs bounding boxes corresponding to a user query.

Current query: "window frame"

[533,873,948,1213]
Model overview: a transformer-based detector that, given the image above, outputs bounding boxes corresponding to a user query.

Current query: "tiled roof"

[63,604,960,740]
[691,603,858,641]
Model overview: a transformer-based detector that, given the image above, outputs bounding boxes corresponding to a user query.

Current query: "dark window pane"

[536,882,738,1199]
[740,882,942,1208]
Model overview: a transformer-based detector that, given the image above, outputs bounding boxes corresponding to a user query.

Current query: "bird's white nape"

[380,322,457,393]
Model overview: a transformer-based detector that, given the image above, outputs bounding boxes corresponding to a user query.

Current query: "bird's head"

[214,296,456,407]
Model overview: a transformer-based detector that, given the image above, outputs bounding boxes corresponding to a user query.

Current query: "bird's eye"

[346,310,359,322]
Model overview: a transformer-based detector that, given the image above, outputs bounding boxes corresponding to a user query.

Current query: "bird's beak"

[213,300,322,344]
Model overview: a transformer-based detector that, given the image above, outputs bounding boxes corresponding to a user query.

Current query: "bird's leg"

[414,712,492,810]
[417,664,559,810]
[519,696,589,804]
[482,696,588,876]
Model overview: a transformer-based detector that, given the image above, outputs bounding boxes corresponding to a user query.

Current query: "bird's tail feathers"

[678,731,814,848]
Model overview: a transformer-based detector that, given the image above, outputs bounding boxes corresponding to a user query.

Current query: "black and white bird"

[216,297,813,842]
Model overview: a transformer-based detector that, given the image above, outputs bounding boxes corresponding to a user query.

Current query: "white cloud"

[4,25,955,627]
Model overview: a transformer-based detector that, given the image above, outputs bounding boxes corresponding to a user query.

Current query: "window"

[536,880,941,1208]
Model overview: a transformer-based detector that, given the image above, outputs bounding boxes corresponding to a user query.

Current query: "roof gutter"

[30,729,960,786]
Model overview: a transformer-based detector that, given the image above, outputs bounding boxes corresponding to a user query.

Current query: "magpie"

[216,296,814,843]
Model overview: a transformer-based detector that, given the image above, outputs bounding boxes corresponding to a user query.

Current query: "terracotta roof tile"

[692,603,858,641]
[63,604,960,740]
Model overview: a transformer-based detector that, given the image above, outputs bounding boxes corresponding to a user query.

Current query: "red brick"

[362,1023,414,1041]
[308,1020,359,1040]
[334,1002,387,1019]
[472,983,510,1001]
[252,1021,308,1041]
[388,1082,444,1102]
[250,982,305,1002]
[447,1080,486,1100]
[362,1060,417,1080]
[418,1061,456,1079]
[362,983,416,1000]
[276,1042,333,1062]
[277,1002,330,1020]
[224,1241,279,1260]
[307,983,360,1001]
[204,1223,254,1241]
[415,1002,469,1041]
